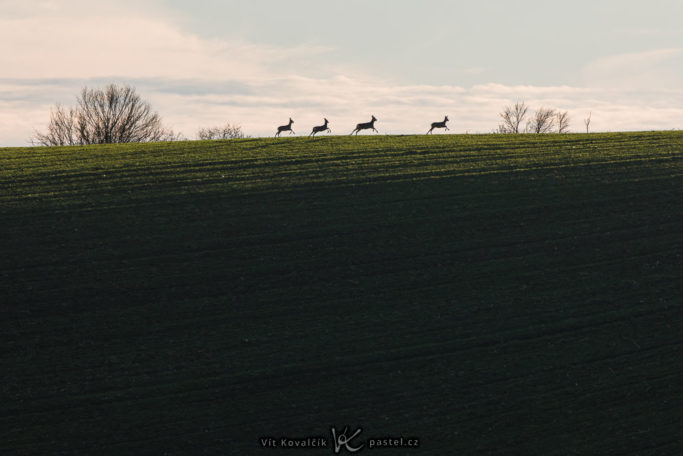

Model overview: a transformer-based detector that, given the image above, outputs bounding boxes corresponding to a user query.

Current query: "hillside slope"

[2,132,683,454]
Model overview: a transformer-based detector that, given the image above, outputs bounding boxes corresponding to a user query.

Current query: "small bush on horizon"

[197,123,247,140]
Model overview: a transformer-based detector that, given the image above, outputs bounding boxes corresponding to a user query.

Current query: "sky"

[1,0,682,146]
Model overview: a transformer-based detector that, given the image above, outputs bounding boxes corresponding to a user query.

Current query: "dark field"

[2,132,683,455]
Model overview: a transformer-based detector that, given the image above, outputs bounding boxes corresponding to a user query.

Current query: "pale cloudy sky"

[1,0,682,145]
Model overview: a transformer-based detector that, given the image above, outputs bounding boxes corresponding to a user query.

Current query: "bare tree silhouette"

[309,118,331,137]
[197,123,245,140]
[527,108,556,134]
[584,112,592,134]
[351,116,378,135]
[33,105,79,146]
[33,84,173,146]
[275,118,295,137]
[427,116,449,134]
[497,102,529,134]
[557,111,570,133]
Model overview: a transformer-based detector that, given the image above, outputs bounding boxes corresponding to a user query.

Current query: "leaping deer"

[275,118,295,137]
[351,115,378,135]
[309,118,331,136]
[427,116,449,134]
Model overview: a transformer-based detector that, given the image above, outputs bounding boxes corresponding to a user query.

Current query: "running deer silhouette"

[275,118,295,137]
[351,115,378,135]
[309,118,331,136]
[427,116,449,134]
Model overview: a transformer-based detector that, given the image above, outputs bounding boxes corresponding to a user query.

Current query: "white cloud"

[582,48,683,89]
[152,77,682,138]
[0,0,332,81]
[4,75,683,146]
